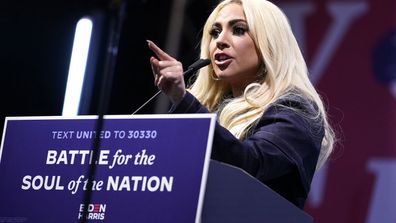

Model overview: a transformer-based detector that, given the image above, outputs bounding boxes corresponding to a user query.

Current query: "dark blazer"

[171,91,323,209]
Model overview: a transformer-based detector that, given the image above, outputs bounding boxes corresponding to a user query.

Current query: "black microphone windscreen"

[188,59,211,72]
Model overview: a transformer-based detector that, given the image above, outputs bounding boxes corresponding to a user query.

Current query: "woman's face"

[209,3,261,96]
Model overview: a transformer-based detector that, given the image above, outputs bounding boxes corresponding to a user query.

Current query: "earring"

[211,71,220,81]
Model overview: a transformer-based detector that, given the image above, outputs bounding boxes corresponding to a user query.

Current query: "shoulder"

[250,91,325,148]
[261,91,323,131]
[271,91,320,118]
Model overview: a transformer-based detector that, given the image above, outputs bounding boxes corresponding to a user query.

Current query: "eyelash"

[233,26,247,35]
[209,28,221,38]
[209,25,248,39]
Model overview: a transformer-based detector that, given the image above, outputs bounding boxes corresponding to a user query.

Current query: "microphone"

[131,58,211,115]
[183,59,211,76]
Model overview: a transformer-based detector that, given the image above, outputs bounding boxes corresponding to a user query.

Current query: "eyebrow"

[212,19,247,27]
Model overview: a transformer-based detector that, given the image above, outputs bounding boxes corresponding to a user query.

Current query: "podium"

[0,115,313,222]
[203,160,313,223]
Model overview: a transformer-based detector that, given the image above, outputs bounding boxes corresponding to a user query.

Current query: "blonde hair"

[189,0,334,169]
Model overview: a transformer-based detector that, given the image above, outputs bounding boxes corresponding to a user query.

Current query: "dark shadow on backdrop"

[0,0,216,137]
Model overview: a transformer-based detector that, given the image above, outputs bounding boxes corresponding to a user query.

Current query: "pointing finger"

[147,40,176,61]
[150,56,159,78]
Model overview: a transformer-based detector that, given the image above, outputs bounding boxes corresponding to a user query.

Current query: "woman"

[148,0,335,208]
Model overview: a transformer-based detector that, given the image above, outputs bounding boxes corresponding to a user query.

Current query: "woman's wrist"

[170,89,186,105]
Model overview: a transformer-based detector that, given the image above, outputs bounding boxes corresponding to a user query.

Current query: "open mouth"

[214,53,233,69]
[215,53,232,62]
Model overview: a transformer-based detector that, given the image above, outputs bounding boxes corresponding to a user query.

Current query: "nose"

[216,31,230,50]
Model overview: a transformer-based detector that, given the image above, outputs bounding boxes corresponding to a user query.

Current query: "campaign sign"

[0,114,216,223]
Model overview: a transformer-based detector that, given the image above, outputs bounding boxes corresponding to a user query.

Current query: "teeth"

[217,54,230,61]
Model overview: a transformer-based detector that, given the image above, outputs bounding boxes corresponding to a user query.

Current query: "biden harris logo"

[78,203,106,221]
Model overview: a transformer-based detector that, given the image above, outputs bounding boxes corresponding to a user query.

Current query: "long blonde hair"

[189,0,334,169]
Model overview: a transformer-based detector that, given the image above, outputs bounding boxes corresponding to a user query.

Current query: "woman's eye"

[233,26,247,36]
[209,28,221,39]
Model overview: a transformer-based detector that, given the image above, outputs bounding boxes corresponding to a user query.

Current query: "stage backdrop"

[273,0,396,222]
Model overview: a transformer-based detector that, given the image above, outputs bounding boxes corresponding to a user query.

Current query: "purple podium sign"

[0,114,216,223]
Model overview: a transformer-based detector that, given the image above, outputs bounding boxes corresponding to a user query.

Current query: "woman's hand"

[148,40,186,105]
